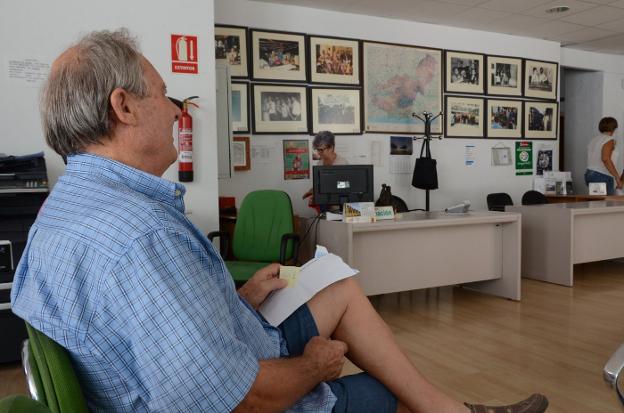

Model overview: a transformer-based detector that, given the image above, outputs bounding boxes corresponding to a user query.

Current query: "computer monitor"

[313,165,374,209]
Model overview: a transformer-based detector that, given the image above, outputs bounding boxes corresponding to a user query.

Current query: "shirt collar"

[65,153,187,211]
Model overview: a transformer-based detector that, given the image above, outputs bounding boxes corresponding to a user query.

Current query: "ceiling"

[252,0,624,54]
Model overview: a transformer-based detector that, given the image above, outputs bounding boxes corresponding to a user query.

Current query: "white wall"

[215,0,562,216]
[0,0,219,234]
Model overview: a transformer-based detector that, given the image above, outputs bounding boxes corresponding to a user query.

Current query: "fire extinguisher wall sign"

[171,34,198,74]
[178,96,199,182]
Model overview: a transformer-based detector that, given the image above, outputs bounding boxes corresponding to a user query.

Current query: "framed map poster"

[363,41,442,134]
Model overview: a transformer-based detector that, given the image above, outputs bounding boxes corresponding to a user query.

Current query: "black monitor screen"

[313,165,374,208]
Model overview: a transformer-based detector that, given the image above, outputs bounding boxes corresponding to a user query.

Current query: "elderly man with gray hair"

[11,29,547,413]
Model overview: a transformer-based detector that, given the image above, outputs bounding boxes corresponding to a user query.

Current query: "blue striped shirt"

[11,153,336,412]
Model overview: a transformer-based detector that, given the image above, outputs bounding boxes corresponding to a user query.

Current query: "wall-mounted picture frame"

[445,95,485,138]
[252,83,308,134]
[232,136,251,171]
[363,41,442,134]
[215,25,248,78]
[524,59,558,100]
[486,99,522,139]
[445,51,484,94]
[308,35,360,85]
[310,87,362,135]
[524,101,558,140]
[250,29,307,82]
[486,55,522,97]
[231,81,249,133]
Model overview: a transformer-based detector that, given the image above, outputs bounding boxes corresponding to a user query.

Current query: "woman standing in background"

[585,117,621,195]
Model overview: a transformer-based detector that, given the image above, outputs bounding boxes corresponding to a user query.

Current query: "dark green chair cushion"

[25,324,88,413]
[0,395,50,413]
[226,261,270,283]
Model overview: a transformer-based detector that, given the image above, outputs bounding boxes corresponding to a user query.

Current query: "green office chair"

[209,190,300,284]
[0,395,50,413]
[21,324,88,413]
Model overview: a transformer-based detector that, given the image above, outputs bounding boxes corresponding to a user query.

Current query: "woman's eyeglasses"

[314,146,329,153]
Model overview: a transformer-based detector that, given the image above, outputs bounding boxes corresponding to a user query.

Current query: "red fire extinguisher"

[178,96,199,182]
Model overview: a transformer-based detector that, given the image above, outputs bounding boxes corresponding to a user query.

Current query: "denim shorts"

[279,304,398,413]
[585,169,615,195]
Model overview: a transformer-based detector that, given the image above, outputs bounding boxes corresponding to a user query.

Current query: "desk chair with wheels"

[522,190,548,205]
[21,323,88,413]
[486,192,513,212]
[209,190,300,285]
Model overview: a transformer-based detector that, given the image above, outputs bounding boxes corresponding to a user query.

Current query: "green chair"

[21,324,88,413]
[0,395,50,413]
[209,190,300,284]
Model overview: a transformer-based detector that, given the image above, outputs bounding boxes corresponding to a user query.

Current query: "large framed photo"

[363,41,442,134]
[445,96,485,138]
[215,25,248,78]
[486,55,522,97]
[250,29,307,82]
[524,101,558,139]
[232,136,251,171]
[310,87,362,135]
[252,83,308,134]
[309,36,360,85]
[525,60,558,100]
[486,99,522,139]
[231,81,249,134]
[445,51,484,94]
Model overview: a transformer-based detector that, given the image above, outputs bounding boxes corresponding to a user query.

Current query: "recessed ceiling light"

[545,5,570,14]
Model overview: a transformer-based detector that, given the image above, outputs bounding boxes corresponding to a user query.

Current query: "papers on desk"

[258,247,359,326]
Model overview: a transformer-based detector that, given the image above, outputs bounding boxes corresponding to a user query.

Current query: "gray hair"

[312,130,335,149]
[41,29,148,157]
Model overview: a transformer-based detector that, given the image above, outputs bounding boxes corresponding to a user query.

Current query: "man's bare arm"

[233,336,347,413]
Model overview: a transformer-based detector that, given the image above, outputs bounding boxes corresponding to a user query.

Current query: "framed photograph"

[252,83,308,134]
[232,136,250,171]
[231,81,249,133]
[309,36,360,85]
[310,87,362,135]
[525,59,558,100]
[250,29,307,82]
[363,41,442,134]
[445,51,484,94]
[215,25,248,78]
[445,96,485,138]
[486,99,522,139]
[524,101,558,139]
[486,55,522,97]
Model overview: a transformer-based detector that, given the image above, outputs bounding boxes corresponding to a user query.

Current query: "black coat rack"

[412,111,443,211]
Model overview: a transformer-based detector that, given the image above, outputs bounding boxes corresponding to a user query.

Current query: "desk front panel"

[352,223,502,295]
[573,210,624,264]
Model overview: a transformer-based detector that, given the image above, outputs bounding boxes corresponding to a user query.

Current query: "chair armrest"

[604,343,624,404]
[207,231,230,260]
[279,233,300,265]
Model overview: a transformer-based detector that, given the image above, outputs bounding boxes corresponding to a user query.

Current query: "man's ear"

[109,88,138,126]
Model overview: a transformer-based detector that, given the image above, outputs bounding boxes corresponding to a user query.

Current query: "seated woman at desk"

[585,117,622,195]
[303,130,348,202]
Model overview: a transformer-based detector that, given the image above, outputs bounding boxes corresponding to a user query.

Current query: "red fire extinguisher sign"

[171,34,198,74]
[178,96,199,182]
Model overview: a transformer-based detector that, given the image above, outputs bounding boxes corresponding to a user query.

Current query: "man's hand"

[238,263,288,309]
[303,336,348,382]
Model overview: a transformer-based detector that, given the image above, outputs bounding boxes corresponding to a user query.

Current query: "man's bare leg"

[307,278,468,413]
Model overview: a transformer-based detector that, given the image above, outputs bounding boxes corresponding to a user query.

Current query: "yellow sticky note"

[280,266,300,288]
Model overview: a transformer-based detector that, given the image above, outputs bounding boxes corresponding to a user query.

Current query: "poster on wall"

[363,41,442,134]
[283,140,310,180]
[536,145,553,175]
[171,34,198,74]
[515,141,533,176]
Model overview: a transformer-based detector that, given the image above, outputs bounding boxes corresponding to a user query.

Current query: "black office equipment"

[0,152,49,363]
[313,165,374,209]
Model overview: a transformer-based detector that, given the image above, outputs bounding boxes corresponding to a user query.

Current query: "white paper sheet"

[258,252,359,326]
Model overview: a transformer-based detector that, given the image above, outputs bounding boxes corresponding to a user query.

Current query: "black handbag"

[412,141,438,190]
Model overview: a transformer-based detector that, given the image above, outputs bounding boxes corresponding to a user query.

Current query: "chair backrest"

[522,190,548,205]
[0,395,51,413]
[486,192,513,212]
[24,324,88,413]
[233,190,295,262]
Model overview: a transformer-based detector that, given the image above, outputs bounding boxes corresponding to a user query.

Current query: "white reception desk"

[508,201,624,286]
[316,211,521,300]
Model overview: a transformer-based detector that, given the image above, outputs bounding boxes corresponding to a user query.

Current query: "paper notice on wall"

[251,143,277,164]
[389,155,412,173]
[5,57,50,87]
[369,140,384,167]
[465,145,476,166]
